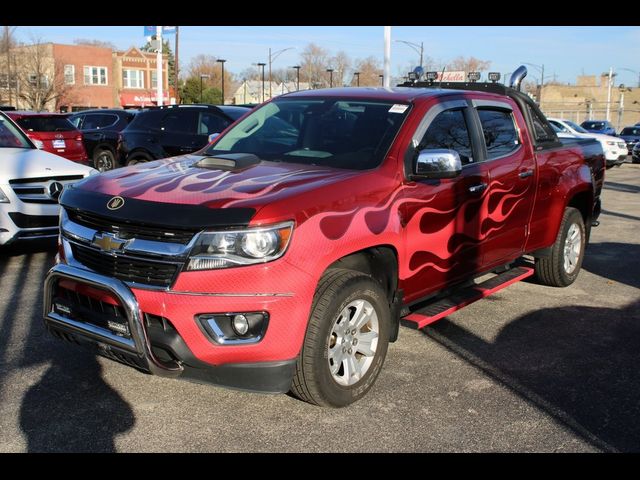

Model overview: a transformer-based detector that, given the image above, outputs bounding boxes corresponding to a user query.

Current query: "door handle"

[468,182,488,194]
[519,170,534,179]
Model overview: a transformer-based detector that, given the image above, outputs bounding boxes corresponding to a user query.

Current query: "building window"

[123,69,144,89]
[83,66,108,86]
[151,70,157,89]
[64,65,75,85]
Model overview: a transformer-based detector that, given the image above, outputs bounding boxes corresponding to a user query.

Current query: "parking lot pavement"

[0,165,639,453]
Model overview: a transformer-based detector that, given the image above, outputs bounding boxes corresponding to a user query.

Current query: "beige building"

[232,80,310,105]
[538,74,640,130]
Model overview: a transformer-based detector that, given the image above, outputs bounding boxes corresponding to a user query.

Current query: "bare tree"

[1,26,18,105]
[352,56,383,87]
[73,38,116,50]
[331,51,351,87]
[14,41,71,111]
[300,43,331,88]
[448,56,491,74]
[187,54,236,102]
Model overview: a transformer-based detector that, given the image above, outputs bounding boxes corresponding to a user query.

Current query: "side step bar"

[401,266,534,330]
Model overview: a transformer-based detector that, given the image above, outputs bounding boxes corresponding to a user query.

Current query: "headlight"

[606,141,615,146]
[0,187,10,204]
[186,221,294,271]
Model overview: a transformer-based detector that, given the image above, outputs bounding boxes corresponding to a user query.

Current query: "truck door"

[401,100,490,301]
[471,100,536,266]
[159,110,199,157]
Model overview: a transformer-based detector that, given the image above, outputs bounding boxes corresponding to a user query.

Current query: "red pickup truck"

[43,68,605,407]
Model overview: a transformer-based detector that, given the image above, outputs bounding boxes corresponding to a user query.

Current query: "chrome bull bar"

[43,263,183,378]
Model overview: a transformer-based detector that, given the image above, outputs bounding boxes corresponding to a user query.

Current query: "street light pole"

[291,65,301,91]
[199,74,210,103]
[617,85,626,131]
[353,71,360,87]
[156,25,164,106]
[379,74,384,86]
[268,47,294,99]
[216,59,226,105]
[256,63,266,103]
[396,40,424,70]
[605,66,615,122]
[326,68,334,88]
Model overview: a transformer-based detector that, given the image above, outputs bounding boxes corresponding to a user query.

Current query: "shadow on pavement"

[602,181,640,194]
[600,209,640,223]
[582,242,640,289]
[0,241,135,452]
[423,299,640,452]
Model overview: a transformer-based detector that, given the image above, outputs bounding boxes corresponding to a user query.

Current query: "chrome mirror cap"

[414,149,462,179]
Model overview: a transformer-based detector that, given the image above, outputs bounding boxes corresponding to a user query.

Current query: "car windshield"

[203,98,411,170]
[565,120,589,134]
[582,121,606,130]
[16,116,76,132]
[0,114,33,148]
[621,127,640,136]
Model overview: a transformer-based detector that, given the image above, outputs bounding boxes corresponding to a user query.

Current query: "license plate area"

[52,139,66,149]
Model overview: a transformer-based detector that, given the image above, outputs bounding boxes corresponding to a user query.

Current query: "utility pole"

[257,62,266,103]
[396,40,424,70]
[606,66,614,122]
[326,68,334,88]
[291,65,301,91]
[268,47,293,99]
[156,26,163,106]
[353,71,360,87]
[216,58,226,105]
[617,85,626,131]
[4,27,12,105]
[174,26,179,104]
[383,26,391,88]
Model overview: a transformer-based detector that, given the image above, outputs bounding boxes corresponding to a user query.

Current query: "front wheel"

[93,149,116,172]
[291,269,390,407]
[535,207,586,287]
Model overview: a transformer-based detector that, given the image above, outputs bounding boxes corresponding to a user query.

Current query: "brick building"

[1,42,172,112]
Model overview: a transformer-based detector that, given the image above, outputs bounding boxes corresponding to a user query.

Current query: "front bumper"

[0,195,61,246]
[43,262,304,393]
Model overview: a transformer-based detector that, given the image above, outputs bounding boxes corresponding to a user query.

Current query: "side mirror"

[414,149,462,179]
[208,132,220,143]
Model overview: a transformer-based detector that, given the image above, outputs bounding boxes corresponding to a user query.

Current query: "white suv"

[0,111,97,246]
[548,118,627,168]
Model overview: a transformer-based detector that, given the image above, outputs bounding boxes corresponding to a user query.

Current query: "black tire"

[291,268,390,407]
[632,157,640,164]
[93,149,116,172]
[126,153,152,167]
[535,207,586,287]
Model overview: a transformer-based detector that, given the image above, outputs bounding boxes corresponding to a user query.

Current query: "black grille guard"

[43,263,183,378]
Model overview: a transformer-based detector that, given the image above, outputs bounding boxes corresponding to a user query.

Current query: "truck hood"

[0,147,96,181]
[75,154,359,211]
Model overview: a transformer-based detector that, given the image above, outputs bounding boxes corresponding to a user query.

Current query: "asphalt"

[0,163,639,453]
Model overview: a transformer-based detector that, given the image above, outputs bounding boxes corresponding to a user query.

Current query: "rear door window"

[16,116,76,132]
[198,112,230,135]
[160,110,198,134]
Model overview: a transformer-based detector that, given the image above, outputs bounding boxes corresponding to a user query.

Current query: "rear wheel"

[291,269,390,407]
[126,152,152,167]
[93,149,116,172]
[535,207,586,287]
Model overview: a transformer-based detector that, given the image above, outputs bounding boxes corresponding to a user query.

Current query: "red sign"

[119,92,169,107]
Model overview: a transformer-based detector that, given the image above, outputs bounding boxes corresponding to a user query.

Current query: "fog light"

[232,314,249,336]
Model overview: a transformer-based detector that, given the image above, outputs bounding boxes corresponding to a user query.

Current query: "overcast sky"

[14,26,640,86]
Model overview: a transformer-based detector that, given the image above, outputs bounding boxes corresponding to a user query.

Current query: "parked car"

[68,109,138,172]
[548,118,627,168]
[618,126,640,155]
[118,104,250,166]
[580,120,616,136]
[0,111,97,246]
[6,111,89,165]
[44,68,605,407]
[632,142,640,164]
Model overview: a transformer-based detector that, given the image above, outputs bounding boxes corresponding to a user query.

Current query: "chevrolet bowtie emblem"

[92,232,128,252]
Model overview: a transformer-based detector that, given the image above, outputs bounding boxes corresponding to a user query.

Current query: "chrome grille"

[10,175,84,204]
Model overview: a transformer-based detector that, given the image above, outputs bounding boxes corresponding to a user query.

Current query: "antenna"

[438,67,446,88]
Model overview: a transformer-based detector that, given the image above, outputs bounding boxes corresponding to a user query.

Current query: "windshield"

[16,116,76,132]
[582,121,607,130]
[0,114,33,148]
[203,98,411,170]
[565,120,589,134]
[621,127,640,136]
